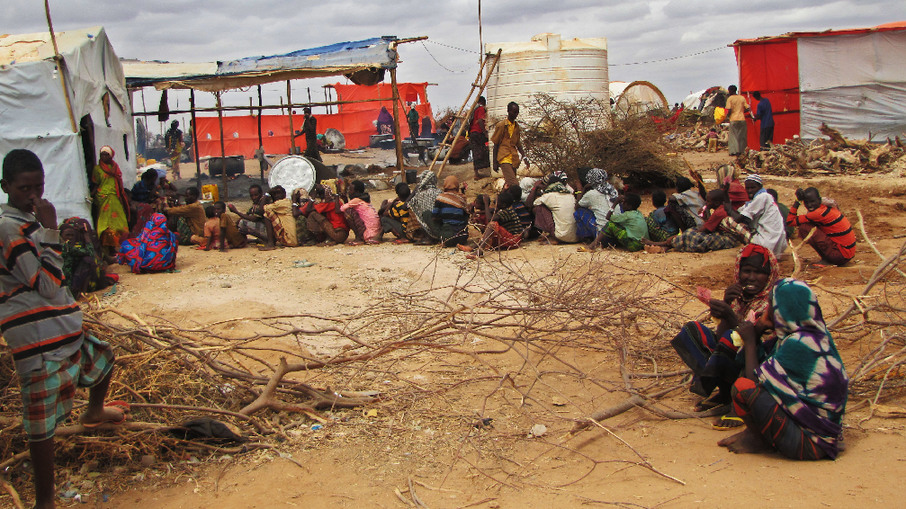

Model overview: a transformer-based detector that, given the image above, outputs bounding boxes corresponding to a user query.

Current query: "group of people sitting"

[672,243,849,460]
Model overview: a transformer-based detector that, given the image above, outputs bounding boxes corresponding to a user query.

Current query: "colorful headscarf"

[541,170,569,186]
[117,213,177,274]
[97,145,131,223]
[586,167,618,200]
[436,175,467,209]
[756,278,848,459]
[732,244,780,321]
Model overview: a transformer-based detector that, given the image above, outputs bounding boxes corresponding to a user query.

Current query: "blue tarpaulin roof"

[124,36,398,91]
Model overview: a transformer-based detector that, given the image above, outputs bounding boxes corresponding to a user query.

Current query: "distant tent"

[732,21,906,148]
[0,26,135,222]
[609,81,668,117]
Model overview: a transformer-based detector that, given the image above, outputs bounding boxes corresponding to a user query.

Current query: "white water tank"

[485,33,608,121]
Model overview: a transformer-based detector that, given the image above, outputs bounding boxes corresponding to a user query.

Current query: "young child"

[644,189,740,253]
[786,187,856,266]
[706,128,719,152]
[468,187,526,257]
[260,186,298,249]
[214,201,246,249]
[588,193,649,251]
[1,149,124,508]
[468,194,491,231]
[165,186,206,245]
[379,182,412,243]
[302,184,350,245]
[645,189,679,242]
[191,205,223,251]
[341,180,382,244]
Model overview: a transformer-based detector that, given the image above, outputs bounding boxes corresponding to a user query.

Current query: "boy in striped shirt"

[786,187,856,266]
[1,149,123,508]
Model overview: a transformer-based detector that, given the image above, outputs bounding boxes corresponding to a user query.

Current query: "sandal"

[693,393,729,413]
[712,415,745,431]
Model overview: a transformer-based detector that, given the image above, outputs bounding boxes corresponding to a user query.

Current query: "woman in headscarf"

[527,170,578,244]
[432,175,469,247]
[716,164,748,210]
[719,278,848,460]
[91,145,131,254]
[576,167,618,240]
[671,244,780,427]
[117,213,178,274]
[666,176,705,231]
[59,217,115,299]
[408,171,442,244]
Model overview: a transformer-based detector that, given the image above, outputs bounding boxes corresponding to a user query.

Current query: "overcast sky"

[4,1,904,132]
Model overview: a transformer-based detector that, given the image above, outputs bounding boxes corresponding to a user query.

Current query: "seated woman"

[407,171,442,245]
[302,184,350,245]
[129,169,162,238]
[117,213,178,273]
[719,278,848,460]
[340,180,382,245]
[468,188,526,257]
[646,189,679,242]
[671,244,780,428]
[59,217,115,298]
[643,190,739,253]
[716,164,748,211]
[576,167,618,241]
[432,176,469,247]
[527,171,577,244]
[260,186,298,249]
[666,176,705,231]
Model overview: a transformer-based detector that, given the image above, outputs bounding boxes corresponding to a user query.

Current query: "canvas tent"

[0,26,135,222]
[732,22,906,149]
[609,81,668,117]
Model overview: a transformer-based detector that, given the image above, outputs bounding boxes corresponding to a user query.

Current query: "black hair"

[624,193,642,210]
[214,200,226,210]
[707,189,727,202]
[204,205,216,218]
[350,180,366,196]
[270,185,286,200]
[141,168,158,182]
[652,189,667,207]
[2,149,43,182]
[728,85,738,94]
[507,101,518,110]
[249,184,262,193]
[395,182,411,200]
[507,184,524,203]
[752,91,762,100]
[478,96,486,105]
[496,189,515,209]
[185,187,200,198]
[804,187,821,200]
[675,176,693,193]
[311,183,326,199]
[766,189,779,201]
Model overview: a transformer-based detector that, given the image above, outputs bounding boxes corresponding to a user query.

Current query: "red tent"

[732,22,906,149]
[195,82,433,157]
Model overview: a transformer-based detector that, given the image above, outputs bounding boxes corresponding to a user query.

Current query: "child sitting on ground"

[379,182,412,243]
[214,201,246,249]
[1,149,125,508]
[340,180,382,244]
[468,194,491,231]
[191,205,223,251]
[646,189,679,242]
[467,187,527,258]
[643,189,740,253]
[587,193,649,252]
[786,187,856,266]
[302,184,350,245]
[259,186,298,250]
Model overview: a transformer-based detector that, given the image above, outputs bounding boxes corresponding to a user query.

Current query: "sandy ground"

[45,149,906,507]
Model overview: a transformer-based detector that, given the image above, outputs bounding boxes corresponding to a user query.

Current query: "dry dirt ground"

[23,149,906,508]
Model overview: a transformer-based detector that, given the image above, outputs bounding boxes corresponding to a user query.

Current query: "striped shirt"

[496,206,524,235]
[786,204,856,258]
[0,205,83,373]
[388,200,410,226]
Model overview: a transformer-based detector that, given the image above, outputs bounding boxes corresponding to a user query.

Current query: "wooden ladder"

[428,49,502,177]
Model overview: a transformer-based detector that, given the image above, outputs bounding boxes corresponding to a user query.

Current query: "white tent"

[0,26,135,222]
[609,80,668,117]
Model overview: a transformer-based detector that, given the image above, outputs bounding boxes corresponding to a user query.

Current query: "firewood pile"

[746,124,905,176]
[663,124,728,151]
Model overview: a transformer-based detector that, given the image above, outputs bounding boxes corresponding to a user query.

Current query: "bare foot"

[718,429,770,454]
[258,245,277,251]
[80,405,125,428]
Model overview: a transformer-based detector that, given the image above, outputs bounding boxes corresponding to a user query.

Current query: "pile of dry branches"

[664,124,728,151]
[1,241,905,505]
[521,94,683,188]
[746,124,905,176]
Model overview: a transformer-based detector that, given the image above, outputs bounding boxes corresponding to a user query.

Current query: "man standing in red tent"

[469,96,490,178]
[752,91,774,150]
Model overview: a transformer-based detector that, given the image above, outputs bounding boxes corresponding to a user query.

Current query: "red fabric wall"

[195,83,434,158]
[735,40,800,148]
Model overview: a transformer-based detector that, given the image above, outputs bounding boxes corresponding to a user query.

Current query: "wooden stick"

[0,476,24,509]
[43,0,77,133]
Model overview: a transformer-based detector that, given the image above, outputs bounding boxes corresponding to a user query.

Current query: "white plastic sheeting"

[799,31,906,140]
[0,27,135,223]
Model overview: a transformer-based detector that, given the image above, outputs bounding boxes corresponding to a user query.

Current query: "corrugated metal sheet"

[485,33,608,121]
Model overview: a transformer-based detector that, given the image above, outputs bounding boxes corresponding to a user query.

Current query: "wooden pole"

[478,0,483,83]
[216,92,229,198]
[189,89,201,189]
[43,0,77,133]
[307,87,312,105]
[287,81,296,155]
[323,87,330,114]
[257,85,264,181]
[390,67,404,173]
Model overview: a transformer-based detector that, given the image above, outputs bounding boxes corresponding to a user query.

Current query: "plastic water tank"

[485,33,608,121]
